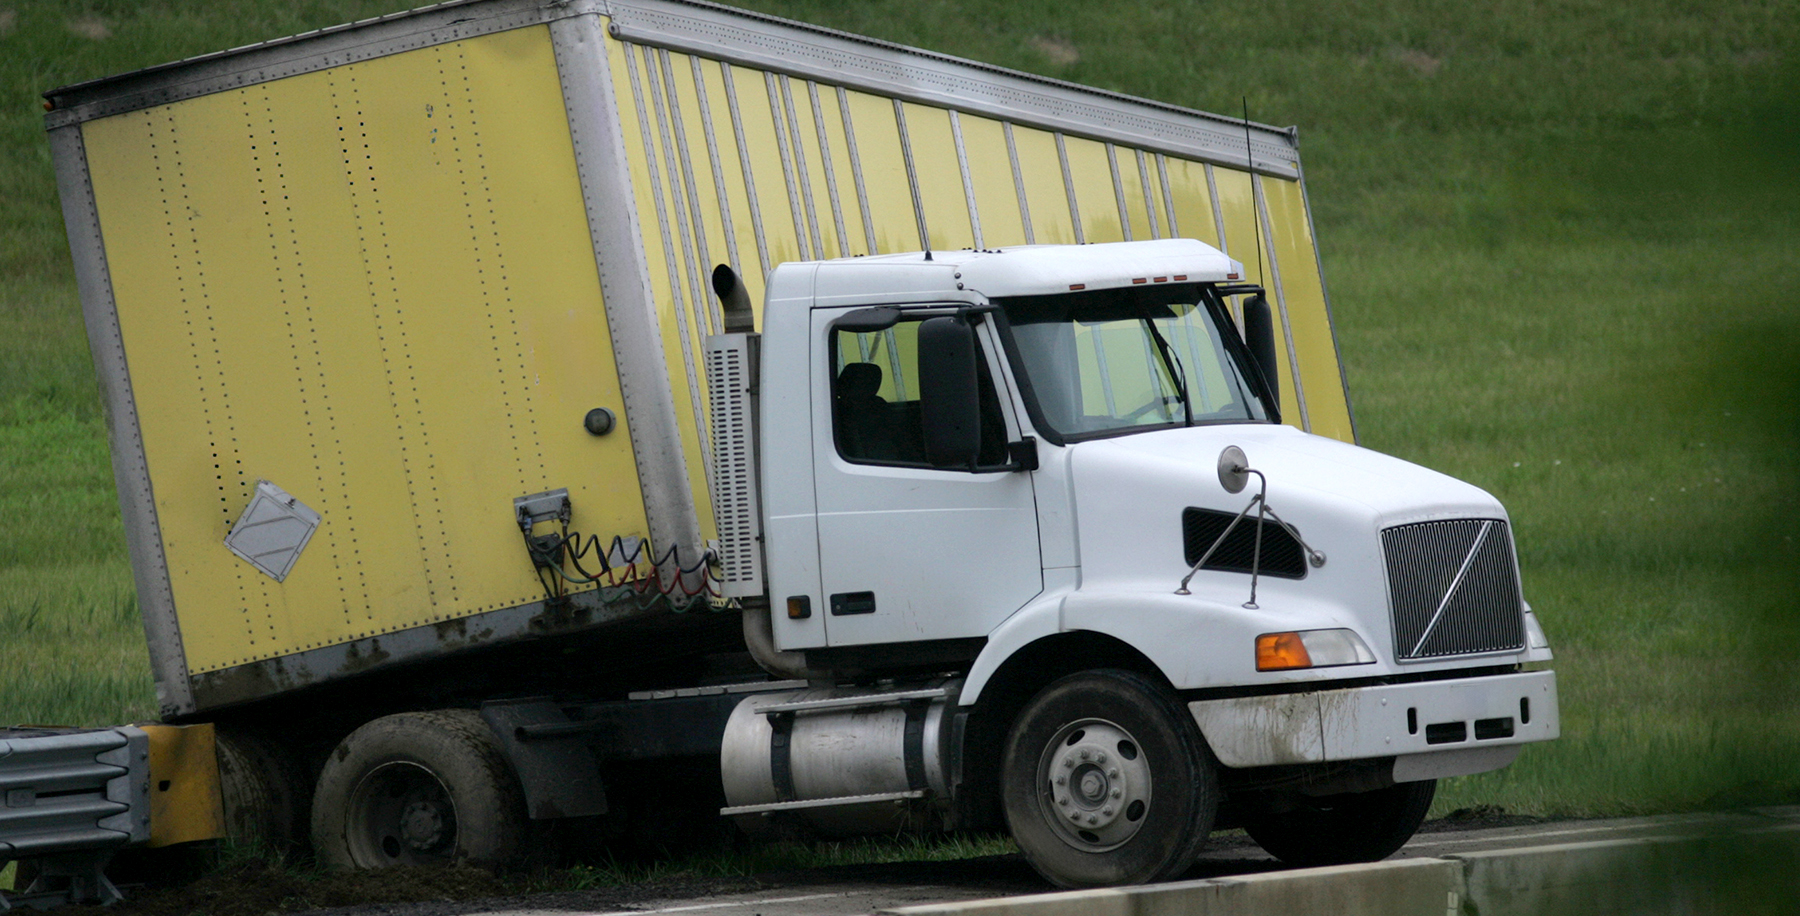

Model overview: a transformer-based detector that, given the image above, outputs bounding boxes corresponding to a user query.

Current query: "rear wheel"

[1239,778,1436,867]
[1001,669,1218,888]
[311,710,526,870]
[216,727,309,858]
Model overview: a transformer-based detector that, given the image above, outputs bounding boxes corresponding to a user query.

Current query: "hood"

[1084,424,1503,529]
[1067,423,1508,615]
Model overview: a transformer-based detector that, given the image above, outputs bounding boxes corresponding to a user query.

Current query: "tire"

[1240,778,1437,867]
[216,727,309,859]
[311,710,526,871]
[1001,669,1218,888]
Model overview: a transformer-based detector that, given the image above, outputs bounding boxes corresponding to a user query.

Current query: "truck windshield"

[995,284,1270,441]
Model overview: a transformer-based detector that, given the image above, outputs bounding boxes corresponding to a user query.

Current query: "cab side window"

[832,319,1008,467]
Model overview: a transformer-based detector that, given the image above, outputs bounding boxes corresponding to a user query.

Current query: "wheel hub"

[400,799,446,850]
[346,761,459,865]
[1040,719,1152,851]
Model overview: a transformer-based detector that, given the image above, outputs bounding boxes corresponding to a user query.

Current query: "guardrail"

[0,727,151,910]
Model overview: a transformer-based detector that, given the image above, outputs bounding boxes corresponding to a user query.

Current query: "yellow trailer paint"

[47,0,1357,719]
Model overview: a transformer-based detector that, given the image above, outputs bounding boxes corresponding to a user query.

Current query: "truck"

[25,0,1558,892]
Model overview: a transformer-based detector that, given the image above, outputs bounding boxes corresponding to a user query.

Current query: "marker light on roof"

[1227,272,1240,280]
[1069,284,1086,290]
[1173,275,1187,281]
[1132,278,1147,284]
[1154,276,1167,282]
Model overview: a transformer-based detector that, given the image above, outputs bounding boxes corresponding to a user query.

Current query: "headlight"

[1255,628,1377,671]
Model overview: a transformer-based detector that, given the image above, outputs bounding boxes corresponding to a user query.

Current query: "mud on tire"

[311,709,526,870]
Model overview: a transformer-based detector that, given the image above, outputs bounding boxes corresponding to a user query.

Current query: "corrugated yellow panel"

[693,58,768,295]
[1061,135,1121,243]
[1213,166,1260,283]
[650,49,725,538]
[731,66,806,266]
[1163,156,1218,248]
[664,50,732,328]
[899,103,974,252]
[1009,125,1075,245]
[1213,166,1297,425]
[815,86,873,258]
[841,91,917,253]
[781,78,843,260]
[85,25,645,674]
[1263,177,1353,443]
[611,39,717,543]
[957,114,1028,247]
[1113,148,1153,241]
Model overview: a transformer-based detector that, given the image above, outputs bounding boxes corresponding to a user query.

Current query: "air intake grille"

[1182,507,1306,579]
[1383,519,1524,660]
[704,335,763,597]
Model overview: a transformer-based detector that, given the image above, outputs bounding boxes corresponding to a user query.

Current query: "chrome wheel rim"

[1035,718,1153,852]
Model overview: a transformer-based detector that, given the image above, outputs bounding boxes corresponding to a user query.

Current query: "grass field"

[1,0,1796,828]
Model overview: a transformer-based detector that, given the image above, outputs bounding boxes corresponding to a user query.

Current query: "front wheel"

[1001,669,1218,888]
[312,710,527,870]
[1239,778,1436,867]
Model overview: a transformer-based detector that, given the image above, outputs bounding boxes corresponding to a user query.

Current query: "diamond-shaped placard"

[224,480,322,582]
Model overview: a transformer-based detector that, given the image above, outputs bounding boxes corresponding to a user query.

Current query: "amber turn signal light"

[1256,632,1313,671]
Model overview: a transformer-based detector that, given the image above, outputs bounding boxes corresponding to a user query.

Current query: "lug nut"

[1103,806,1114,816]
[1057,796,1069,807]
[1111,787,1122,798]
[1078,749,1091,761]
[1063,758,1074,768]
[1086,815,1098,825]
[1070,810,1082,821]
[1056,776,1066,786]
[1095,751,1108,764]
[1108,768,1119,778]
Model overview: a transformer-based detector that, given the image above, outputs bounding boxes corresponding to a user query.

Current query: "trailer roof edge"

[44,0,1298,176]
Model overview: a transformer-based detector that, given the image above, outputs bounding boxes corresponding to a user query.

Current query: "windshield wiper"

[1138,310,1192,426]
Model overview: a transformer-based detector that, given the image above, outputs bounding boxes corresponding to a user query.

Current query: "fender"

[960,581,1388,705]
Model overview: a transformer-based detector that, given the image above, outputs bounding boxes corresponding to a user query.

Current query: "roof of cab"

[794,239,1243,304]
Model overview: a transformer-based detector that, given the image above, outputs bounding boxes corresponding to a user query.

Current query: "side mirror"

[1242,294,1281,415]
[917,315,982,468]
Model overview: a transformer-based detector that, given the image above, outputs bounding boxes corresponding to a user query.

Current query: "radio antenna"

[1242,97,1265,286]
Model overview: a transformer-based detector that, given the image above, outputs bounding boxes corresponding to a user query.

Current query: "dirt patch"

[35,860,510,916]
[66,16,109,40]
[1030,36,1080,67]
[1389,47,1443,77]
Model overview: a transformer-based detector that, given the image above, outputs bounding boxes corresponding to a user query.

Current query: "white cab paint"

[756,240,1558,781]
[807,308,1044,646]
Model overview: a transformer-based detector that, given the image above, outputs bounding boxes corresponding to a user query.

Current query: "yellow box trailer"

[49,0,1352,718]
[44,0,1557,890]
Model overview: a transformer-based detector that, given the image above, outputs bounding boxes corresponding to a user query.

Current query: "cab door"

[809,306,1044,648]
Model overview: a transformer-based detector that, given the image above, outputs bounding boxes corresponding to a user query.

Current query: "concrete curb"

[882,819,1800,916]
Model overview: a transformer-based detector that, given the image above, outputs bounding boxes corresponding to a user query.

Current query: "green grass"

[1,0,1796,843]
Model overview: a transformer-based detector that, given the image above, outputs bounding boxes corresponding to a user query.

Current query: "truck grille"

[1383,519,1524,660]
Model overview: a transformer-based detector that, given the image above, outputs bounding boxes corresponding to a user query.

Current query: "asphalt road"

[298,808,1800,916]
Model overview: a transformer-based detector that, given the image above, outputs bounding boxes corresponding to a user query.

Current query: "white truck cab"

[712,239,1558,886]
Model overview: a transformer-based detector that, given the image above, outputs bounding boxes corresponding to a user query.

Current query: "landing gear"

[1239,779,1437,867]
[1001,670,1218,888]
[312,710,526,870]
